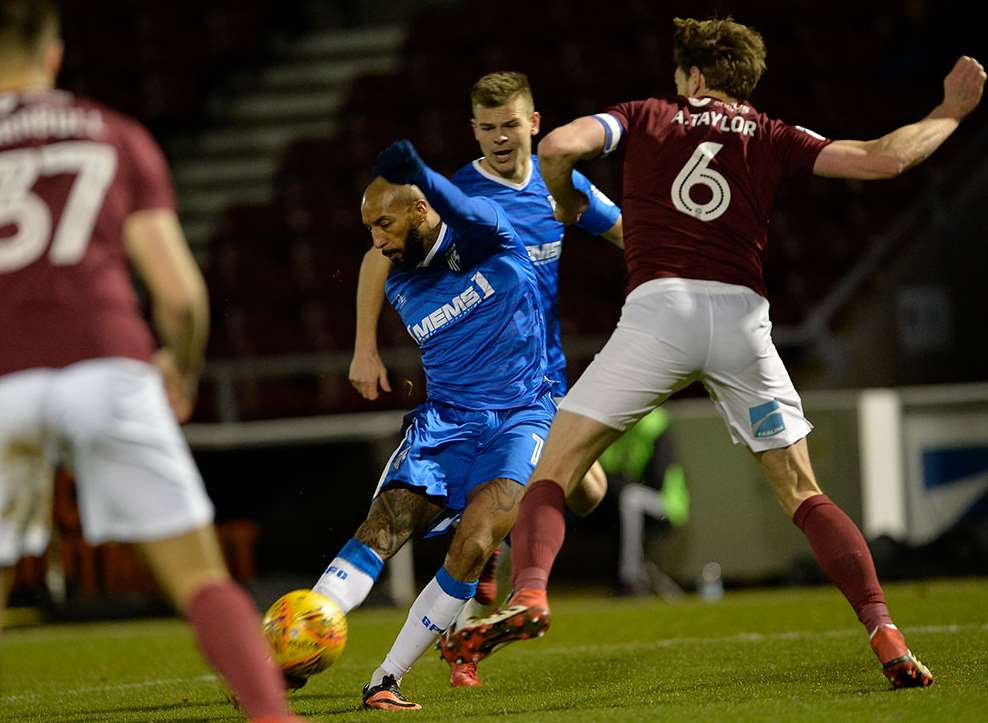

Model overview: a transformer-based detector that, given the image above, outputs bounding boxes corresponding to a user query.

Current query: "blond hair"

[470,71,534,114]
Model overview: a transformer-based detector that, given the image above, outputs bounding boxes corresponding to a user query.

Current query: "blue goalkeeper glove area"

[373,139,425,184]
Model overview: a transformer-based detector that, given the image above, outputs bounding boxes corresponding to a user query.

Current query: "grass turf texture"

[1,579,985,722]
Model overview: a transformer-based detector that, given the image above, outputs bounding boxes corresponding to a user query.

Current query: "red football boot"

[870,625,934,689]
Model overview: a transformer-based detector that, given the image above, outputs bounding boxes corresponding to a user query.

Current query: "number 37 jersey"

[0,90,171,377]
[594,97,832,298]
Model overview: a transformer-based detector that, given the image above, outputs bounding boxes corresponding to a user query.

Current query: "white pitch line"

[0,673,217,703]
[2,623,985,702]
[523,622,988,657]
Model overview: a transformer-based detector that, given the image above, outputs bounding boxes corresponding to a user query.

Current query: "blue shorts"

[374,393,556,537]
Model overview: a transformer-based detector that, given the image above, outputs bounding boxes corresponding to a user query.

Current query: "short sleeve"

[769,119,833,179]
[121,120,176,212]
[453,198,521,268]
[594,100,649,156]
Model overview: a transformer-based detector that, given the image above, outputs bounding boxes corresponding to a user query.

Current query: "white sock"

[313,538,383,614]
[370,567,476,686]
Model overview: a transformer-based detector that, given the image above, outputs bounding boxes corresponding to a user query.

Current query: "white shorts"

[559,278,812,452]
[0,358,214,566]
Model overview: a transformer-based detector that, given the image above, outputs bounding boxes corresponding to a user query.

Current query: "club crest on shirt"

[445,246,462,271]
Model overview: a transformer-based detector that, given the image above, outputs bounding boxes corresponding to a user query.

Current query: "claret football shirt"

[594,96,831,297]
[0,90,173,377]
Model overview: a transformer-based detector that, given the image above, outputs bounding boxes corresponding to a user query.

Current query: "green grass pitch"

[2,578,986,721]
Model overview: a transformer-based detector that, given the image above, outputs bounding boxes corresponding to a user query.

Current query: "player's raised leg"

[141,525,302,721]
[512,411,619,596]
[288,487,439,692]
[758,440,933,688]
[440,544,501,687]
[363,477,523,710]
[445,411,620,665]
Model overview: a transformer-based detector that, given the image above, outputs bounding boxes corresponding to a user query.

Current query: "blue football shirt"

[384,167,549,410]
[451,156,620,394]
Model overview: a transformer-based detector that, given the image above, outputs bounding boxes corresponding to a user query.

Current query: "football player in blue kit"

[347,71,624,687]
[307,139,555,711]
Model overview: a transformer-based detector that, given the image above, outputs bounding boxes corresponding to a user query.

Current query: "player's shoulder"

[481,196,525,248]
[451,159,484,185]
[606,96,678,117]
[0,89,157,154]
[93,99,156,145]
[54,91,141,130]
[66,92,159,152]
[748,103,828,142]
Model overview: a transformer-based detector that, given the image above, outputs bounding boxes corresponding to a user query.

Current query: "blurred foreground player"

[450,16,985,689]
[0,3,302,719]
[308,140,554,710]
[347,70,623,687]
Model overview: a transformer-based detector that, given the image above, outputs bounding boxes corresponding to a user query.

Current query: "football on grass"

[262,589,347,678]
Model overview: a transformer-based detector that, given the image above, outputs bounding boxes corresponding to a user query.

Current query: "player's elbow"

[537,130,580,162]
[536,132,564,161]
[872,151,908,179]
[155,276,208,320]
[860,139,909,179]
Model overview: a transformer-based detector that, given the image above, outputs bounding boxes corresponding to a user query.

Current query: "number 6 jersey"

[0,90,170,377]
[593,96,831,298]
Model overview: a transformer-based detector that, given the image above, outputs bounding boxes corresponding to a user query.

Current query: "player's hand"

[373,139,426,185]
[943,56,985,119]
[349,348,392,400]
[153,348,198,423]
[550,189,590,226]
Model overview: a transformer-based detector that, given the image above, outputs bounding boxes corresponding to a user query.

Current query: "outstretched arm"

[814,56,985,180]
[374,140,502,240]
[538,116,608,224]
[350,248,393,400]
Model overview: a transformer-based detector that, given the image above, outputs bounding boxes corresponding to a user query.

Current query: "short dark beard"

[392,224,427,270]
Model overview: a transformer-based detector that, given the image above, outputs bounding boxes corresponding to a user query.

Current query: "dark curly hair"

[673,17,766,100]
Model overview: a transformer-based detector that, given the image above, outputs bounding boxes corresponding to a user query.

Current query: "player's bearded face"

[390,222,426,269]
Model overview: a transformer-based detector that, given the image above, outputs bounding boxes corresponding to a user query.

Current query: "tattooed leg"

[355,488,444,561]
[444,478,523,581]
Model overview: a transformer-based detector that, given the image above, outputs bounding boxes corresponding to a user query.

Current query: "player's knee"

[446,534,493,580]
[173,570,232,612]
[354,491,422,560]
[757,443,821,518]
[567,463,607,517]
[353,523,401,561]
[140,527,231,611]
